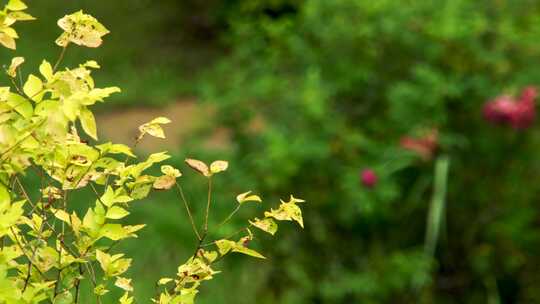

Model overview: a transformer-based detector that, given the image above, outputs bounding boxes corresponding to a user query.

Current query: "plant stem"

[53,46,67,72]
[204,177,212,233]
[424,155,450,259]
[190,178,213,260]
[175,182,201,240]
[216,204,241,229]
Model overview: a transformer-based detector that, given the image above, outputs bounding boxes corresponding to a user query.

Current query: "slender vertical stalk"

[175,182,201,240]
[424,155,450,259]
[53,46,67,72]
[204,177,212,233]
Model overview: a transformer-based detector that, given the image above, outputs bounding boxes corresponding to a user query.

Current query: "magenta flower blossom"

[360,169,378,188]
[483,86,537,129]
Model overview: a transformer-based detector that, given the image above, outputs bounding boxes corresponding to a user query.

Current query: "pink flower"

[483,86,537,129]
[360,169,378,188]
[483,95,517,124]
[400,128,438,161]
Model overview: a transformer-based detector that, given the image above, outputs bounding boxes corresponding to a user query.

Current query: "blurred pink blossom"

[400,128,438,161]
[360,169,378,188]
[483,86,537,129]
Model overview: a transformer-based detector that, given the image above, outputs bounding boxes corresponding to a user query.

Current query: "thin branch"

[53,46,68,72]
[204,177,212,233]
[175,182,201,240]
[216,204,241,230]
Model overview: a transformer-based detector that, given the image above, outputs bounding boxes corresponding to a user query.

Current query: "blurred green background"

[6,0,540,303]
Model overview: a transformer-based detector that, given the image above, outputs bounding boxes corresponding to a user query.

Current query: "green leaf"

[249,218,278,235]
[115,277,133,292]
[215,240,235,255]
[39,60,54,81]
[0,184,10,206]
[6,0,27,11]
[138,116,171,139]
[264,198,305,228]
[80,107,97,140]
[106,206,129,220]
[0,33,15,49]
[232,245,266,259]
[7,56,24,78]
[100,186,115,207]
[53,209,71,224]
[23,74,43,101]
[236,191,262,204]
[158,278,173,285]
[56,10,110,48]
[100,224,129,241]
[7,92,32,118]
[119,292,134,304]
[210,160,228,174]
[94,284,109,296]
[53,291,73,304]
[161,165,181,177]
[111,145,136,157]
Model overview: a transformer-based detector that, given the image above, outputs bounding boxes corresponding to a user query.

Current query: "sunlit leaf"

[115,277,133,292]
[161,165,181,177]
[7,56,24,77]
[153,175,176,190]
[249,218,278,235]
[106,206,129,220]
[210,160,228,174]
[39,60,54,81]
[236,191,262,204]
[185,158,210,177]
[138,116,171,139]
[6,0,27,11]
[56,10,110,48]
[0,33,15,49]
[23,74,43,101]
[80,107,97,140]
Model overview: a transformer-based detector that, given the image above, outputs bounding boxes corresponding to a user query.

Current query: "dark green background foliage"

[8,0,540,303]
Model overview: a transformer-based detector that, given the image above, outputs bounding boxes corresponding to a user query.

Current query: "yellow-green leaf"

[138,116,171,139]
[161,165,181,177]
[0,33,16,49]
[236,191,262,204]
[80,107,97,140]
[53,209,71,224]
[249,218,278,235]
[7,92,32,118]
[23,74,43,101]
[106,206,129,220]
[115,277,133,292]
[39,60,54,81]
[215,239,235,255]
[210,160,228,174]
[56,10,110,48]
[157,278,173,285]
[232,245,266,259]
[7,56,24,78]
[6,0,27,11]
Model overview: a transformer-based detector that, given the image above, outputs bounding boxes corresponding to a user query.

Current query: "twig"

[175,182,201,240]
[53,46,67,72]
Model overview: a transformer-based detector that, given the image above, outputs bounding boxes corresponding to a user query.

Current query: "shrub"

[0,3,305,303]
[201,0,540,302]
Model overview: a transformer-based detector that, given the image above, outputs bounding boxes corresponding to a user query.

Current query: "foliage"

[0,4,305,304]
[200,0,540,303]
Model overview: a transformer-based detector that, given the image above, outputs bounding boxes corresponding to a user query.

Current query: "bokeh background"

[6,0,540,303]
